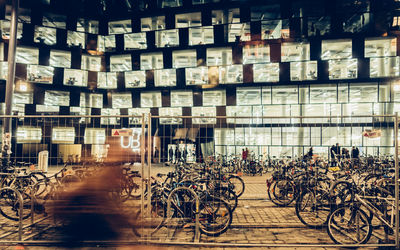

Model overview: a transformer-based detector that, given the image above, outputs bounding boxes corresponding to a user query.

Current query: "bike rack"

[0,187,24,240]
[166,187,200,243]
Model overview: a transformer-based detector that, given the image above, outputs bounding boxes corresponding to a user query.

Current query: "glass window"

[365,37,396,57]
[203,90,226,106]
[77,19,99,34]
[290,61,317,81]
[186,67,208,85]
[141,92,162,107]
[141,16,165,31]
[80,93,103,108]
[16,47,39,65]
[370,57,400,78]
[192,107,216,124]
[101,109,120,125]
[97,72,117,89]
[251,4,281,21]
[171,90,193,107]
[228,23,251,42]
[84,128,106,144]
[16,127,42,143]
[112,93,132,108]
[193,0,219,4]
[141,52,163,70]
[159,107,182,125]
[42,13,66,29]
[36,105,59,113]
[321,39,352,60]
[263,105,290,124]
[272,86,298,104]
[27,65,54,84]
[125,71,146,88]
[128,108,150,124]
[262,86,272,104]
[14,92,33,104]
[108,20,132,34]
[261,19,289,39]
[189,26,214,45]
[329,59,357,79]
[243,44,270,64]
[338,83,349,103]
[310,84,337,103]
[207,47,232,66]
[303,104,330,123]
[34,26,56,45]
[236,87,261,105]
[5,6,31,23]
[253,63,279,82]
[212,8,240,25]
[0,20,23,39]
[308,16,330,37]
[81,55,102,71]
[45,90,69,106]
[343,103,373,123]
[110,55,132,72]
[0,62,7,80]
[63,69,88,87]
[176,12,202,28]
[173,50,197,68]
[226,106,261,124]
[52,127,75,144]
[67,31,85,48]
[219,65,243,84]
[50,50,71,68]
[281,42,310,62]
[349,83,378,103]
[160,0,182,7]
[98,35,116,52]
[154,69,176,87]
[155,29,179,47]
[124,33,147,50]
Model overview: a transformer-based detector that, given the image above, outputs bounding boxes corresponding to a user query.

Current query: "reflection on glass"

[281,42,310,62]
[308,16,330,37]
[77,19,99,34]
[290,61,317,81]
[228,23,251,42]
[34,26,56,45]
[5,6,31,23]
[173,50,197,68]
[45,90,70,106]
[141,53,163,70]
[27,65,54,84]
[243,44,270,64]
[236,87,261,105]
[171,91,193,107]
[365,37,396,57]
[329,59,357,79]
[101,109,120,125]
[14,92,33,104]
[81,55,102,71]
[219,65,243,84]
[310,84,337,103]
[203,90,226,106]
[112,93,132,108]
[349,83,378,103]
[141,16,165,31]
[84,128,106,144]
[176,12,202,28]
[189,26,214,45]
[125,71,146,88]
[50,50,71,68]
[128,108,150,124]
[370,57,400,78]
[207,47,232,66]
[108,20,132,34]
[192,107,216,124]
[159,107,182,124]
[52,127,75,144]
[80,93,103,108]
[321,39,352,60]
[262,19,289,39]
[154,69,176,87]
[272,86,298,104]
[67,31,85,47]
[110,55,132,71]
[251,4,281,21]
[97,72,117,89]
[0,20,23,39]
[16,127,42,143]
[212,8,240,25]
[124,33,147,50]
[42,13,66,29]
[155,29,179,47]
[253,63,279,82]
[186,67,208,85]
[63,69,88,87]
[141,92,162,107]
[98,35,116,52]
[16,47,39,64]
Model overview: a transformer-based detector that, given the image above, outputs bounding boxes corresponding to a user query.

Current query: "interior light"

[394,83,400,92]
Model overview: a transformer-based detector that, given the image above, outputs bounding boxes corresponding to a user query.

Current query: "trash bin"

[38,150,49,172]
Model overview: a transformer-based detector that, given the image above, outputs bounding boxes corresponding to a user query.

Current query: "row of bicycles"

[265,155,398,244]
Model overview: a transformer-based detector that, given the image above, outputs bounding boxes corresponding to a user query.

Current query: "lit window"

[141,16,165,31]
[219,65,243,84]
[27,65,54,84]
[154,69,176,87]
[329,59,357,79]
[42,13,66,29]
[365,37,396,57]
[128,108,150,124]
[261,19,287,39]
[67,31,85,48]
[125,71,146,88]
[63,69,88,87]
[173,50,197,68]
[349,83,378,103]
[171,90,193,107]
[77,19,99,34]
[159,107,182,124]
[101,109,120,125]
[124,33,147,50]
[52,127,75,144]
[16,47,39,65]
[108,20,132,34]
[228,23,251,42]
[45,90,70,106]
[212,9,240,25]
[0,20,23,39]
[186,67,208,85]
[14,92,33,104]
[243,44,270,64]
[310,84,337,103]
[321,39,352,60]
[140,52,163,70]
[98,35,116,52]
[97,72,117,89]
[16,127,42,143]
[203,90,226,106]
[189,26,213,45]
[80,93,103,108]
[207,47,232,66]
[236,87,261,105]
[370,57,400,78]
[281,42,310,62]
[272,86,298,104]
[81,54,102,71]
[155,29,179,47]
[290,61,317,81]
[253,63,279,82]
[84,128,106,144]
[50,50,71,68]
[192,107,216,124]
[176,12,202,28]
[110,55,132,72]
[141,92,162,108]
[34,26,56,45]
[112,93,132,108]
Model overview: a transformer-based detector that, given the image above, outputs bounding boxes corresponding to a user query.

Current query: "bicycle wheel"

[330,181,353,207]
[227,176,245,197]
[271,179,296,207]
[0,189,32,221]
[130,176,144,199]
[132,201,166,237]
[198,196,232,237]
[327,206,372,244]
[212,187,238,212]
[295,188,331,228]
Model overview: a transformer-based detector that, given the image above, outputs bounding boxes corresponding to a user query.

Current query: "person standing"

[169,147,174,163]
[154,147,159,164]
[175,147,181,164]
[351,146,359,159]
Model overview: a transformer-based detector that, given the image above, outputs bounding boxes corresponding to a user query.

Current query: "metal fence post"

[147,113,152,218]
[395,113,399,248]
[140,113,145,237]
